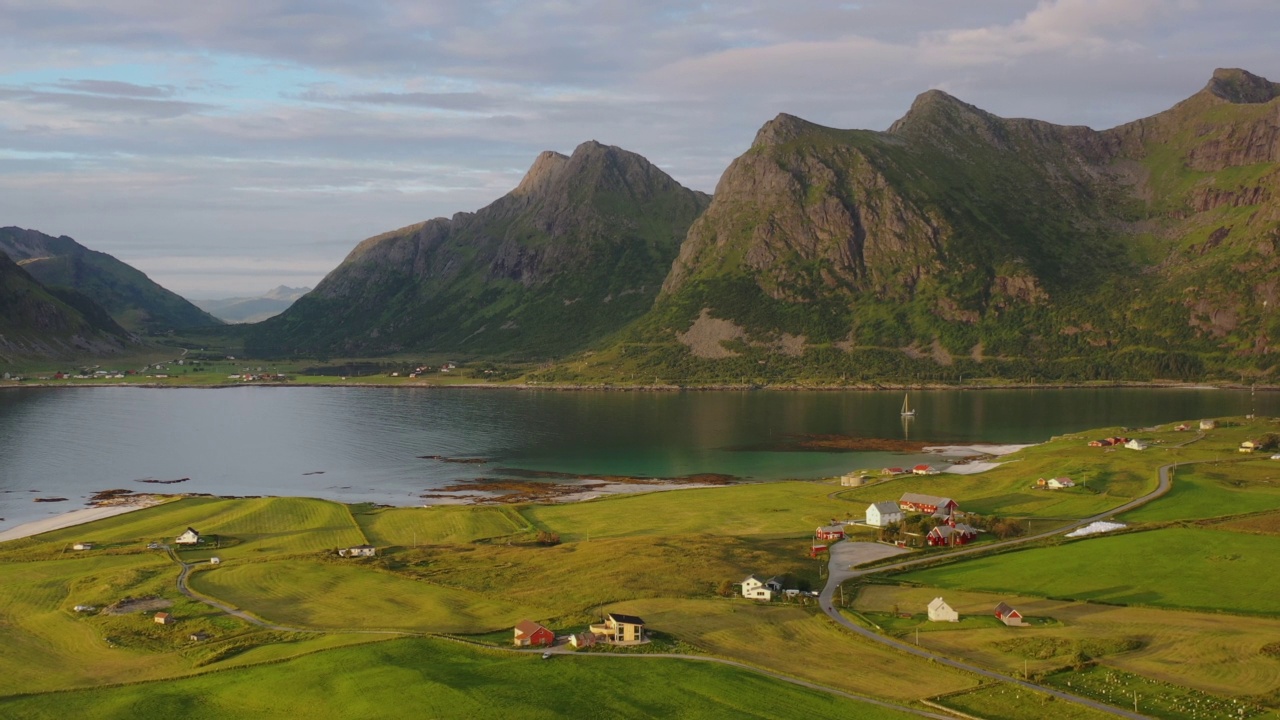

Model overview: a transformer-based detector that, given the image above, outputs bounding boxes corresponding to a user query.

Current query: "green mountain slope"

[248,141,710,358]
[0,251,134,360]
[575,68,1280,384]
[0,227,222,334]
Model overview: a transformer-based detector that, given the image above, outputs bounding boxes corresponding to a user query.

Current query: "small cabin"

[154,612,174,625]
[72,542,93,551]
[994,602,1025,627]
[815,524,846,540]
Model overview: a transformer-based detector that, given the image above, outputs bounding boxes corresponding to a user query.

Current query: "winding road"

[817,461,1188,719]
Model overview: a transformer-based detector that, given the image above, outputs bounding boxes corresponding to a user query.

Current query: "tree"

[716,579,736,597]
[535,530,561,546]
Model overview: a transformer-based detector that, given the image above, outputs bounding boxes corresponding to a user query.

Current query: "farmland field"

[1120,461,1280,522]
[853,584,1280,697]
[188,559,533,633]
[0,637,925,720]
[894,528,1280,614]
[933,685,1120,720]
[355,504,530,546]
[622,598,977,701]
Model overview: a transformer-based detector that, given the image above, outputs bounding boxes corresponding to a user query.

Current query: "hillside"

[0,251,134,360]
[560,68,1280,384]
[0,227,222,335]
[193,286,310,324]
[248,141,710,358]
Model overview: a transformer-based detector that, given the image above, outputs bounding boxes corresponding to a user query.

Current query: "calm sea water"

[0,386,1268,530]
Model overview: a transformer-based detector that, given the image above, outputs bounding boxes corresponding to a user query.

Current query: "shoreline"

[0,497,163,543]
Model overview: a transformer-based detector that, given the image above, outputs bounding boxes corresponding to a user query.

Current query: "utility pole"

[915,627,919,645]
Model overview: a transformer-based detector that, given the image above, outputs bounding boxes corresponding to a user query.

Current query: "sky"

[1,0,1277,298]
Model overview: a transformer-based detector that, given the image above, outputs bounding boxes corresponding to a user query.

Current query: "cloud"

[53,78,177,97]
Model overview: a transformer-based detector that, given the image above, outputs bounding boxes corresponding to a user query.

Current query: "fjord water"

[0,387,1269,530]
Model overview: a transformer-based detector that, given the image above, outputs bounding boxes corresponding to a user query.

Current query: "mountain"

[0,227,222,334]
[576,68,1280,383]
[193,286,311,324]
[248,141,711,357]
[0,250,134,360]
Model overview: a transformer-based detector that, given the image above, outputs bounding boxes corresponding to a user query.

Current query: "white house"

[866,501,904,528]
[927,597,959,622]
[1046,477,1075,489]
[1125,439,1148,451]
[72,542,93,551]
[741,575,782,601]
[174,527,201,545]
[1199,419,1216,430]
[337,545,376,558]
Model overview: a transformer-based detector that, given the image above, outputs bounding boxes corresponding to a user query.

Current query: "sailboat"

[900,393,916,418]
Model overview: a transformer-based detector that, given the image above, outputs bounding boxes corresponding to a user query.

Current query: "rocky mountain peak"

[512,150,570,197]
[1202,68,1280,104]
[752,113,825,147]
[888,88,994,135]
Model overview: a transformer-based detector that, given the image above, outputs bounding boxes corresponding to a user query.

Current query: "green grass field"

[355,504,530,546]
[524,481,858,541]
[1121,460,1280,522]
[188,559,531,633]
[933,684,1120,720]
[0,637,924,720]
[895,527,1280,614]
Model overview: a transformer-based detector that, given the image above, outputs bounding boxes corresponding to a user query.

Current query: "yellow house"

[589,613,646,644]
[1241,440,1258,454]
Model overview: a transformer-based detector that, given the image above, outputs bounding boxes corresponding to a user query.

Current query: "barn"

[815,524,846,540]
[899,493,958,517]
[513,619,555,647]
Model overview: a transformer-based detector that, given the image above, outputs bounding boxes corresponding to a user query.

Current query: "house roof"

[608,613,645,626]
[181,527,199,534]
[928,597,951,611]
[514,619,550,637]
[900,493,955,508]
[817,524,845,533]
[349,544,375,550]
[869,501,901,514]
[995,601,1015,615]
[154,612,170,618]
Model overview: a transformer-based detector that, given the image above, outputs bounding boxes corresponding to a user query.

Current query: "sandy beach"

[0,499,161,543]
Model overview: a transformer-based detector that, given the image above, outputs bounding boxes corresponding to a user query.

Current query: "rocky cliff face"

[624,69,1280,380]
[251,141,710,357]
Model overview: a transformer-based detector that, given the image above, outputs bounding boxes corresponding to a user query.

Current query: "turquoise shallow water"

[0,386,1267,530]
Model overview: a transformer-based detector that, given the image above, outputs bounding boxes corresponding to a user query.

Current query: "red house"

[513,619,555,647]
[815,524,845,540]
[994,602,1025,626]
[926,522,977,547]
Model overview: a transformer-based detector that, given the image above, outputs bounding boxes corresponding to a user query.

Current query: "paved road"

[818,461,1190,720]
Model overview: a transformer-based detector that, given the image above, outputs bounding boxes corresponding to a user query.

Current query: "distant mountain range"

[11,68,1280,381]
[247,68,1280,382]
[192,286,311,324]
[0,227,221,335]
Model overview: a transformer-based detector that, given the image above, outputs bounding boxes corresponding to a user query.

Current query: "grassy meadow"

[853,584,1280,698]
[0,637,925,720]
[894,527,1280,614]
[4,416,1280,717]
